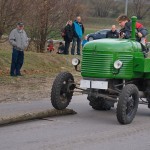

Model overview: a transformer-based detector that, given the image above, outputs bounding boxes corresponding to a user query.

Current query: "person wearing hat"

[9,22,29,76]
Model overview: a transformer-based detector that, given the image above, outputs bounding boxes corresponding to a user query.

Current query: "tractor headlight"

[72,58,80,66]
[114,60,123,69]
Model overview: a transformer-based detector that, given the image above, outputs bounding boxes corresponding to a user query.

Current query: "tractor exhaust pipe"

[131,16,137,40]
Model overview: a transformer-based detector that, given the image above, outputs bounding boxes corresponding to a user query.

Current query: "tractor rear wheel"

[88,96,113,111]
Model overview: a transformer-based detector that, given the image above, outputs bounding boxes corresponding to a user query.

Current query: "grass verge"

[0,46,81,84]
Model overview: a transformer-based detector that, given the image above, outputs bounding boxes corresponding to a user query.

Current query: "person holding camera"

[63,20,73,55]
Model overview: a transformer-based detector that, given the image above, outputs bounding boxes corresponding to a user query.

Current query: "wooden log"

[0,109,77,126]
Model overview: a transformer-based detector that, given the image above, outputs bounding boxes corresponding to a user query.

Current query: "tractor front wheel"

[117,84,139,125]
[51,72,75,110]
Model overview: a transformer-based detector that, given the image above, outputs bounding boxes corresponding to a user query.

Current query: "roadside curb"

[0,109,77,126]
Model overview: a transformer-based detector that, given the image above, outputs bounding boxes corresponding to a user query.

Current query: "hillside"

[0,42,81,79]
[0,42,82,103]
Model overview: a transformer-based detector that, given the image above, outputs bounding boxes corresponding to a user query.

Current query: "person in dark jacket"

[71,16,84,55]
[57,42,65,54]
[116,14,148,45]
[63,20,73,55]
[106,25,119,38]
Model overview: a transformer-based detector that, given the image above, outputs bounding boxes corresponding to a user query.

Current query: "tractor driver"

[116,14,148,46]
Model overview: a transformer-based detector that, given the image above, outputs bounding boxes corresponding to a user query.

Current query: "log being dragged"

[0,109,77,126]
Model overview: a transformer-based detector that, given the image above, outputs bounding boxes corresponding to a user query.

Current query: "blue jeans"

[10,48,24,76]
[71,37,81,55]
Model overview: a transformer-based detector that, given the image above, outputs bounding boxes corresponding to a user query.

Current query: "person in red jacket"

[47,39,55,52]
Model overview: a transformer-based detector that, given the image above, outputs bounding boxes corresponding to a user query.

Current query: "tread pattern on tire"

[88,96,112,111]
[51,72,74,110]
[117,84,139,125]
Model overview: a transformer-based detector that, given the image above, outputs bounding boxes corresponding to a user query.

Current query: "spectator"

[47,39,55,52]
[106,25,119,38]
[116,14,148,46]
[82,36,88,48]
[71,16,84,55]
[57,42,65,54]
[63,20,73,55]
[9,22,29,77]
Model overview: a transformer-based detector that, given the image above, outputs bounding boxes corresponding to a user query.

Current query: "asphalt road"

[0,95,150,150]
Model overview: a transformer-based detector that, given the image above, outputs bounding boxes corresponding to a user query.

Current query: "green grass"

[0,47,81,78]
[84,29,98,36]
[84,17,117,29]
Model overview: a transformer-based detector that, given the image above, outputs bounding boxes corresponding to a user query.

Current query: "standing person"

[63,20,73,55]
[9,22,29,76]
[106,25,119,38]
[71,16,84,55]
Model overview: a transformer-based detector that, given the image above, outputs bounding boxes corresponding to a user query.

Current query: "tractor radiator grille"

[81,52,133,79]
[117,55,133,76]
[81,53,113,75]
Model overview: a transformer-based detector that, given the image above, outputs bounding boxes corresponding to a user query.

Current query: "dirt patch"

[0,75,82,103]
[0,77,53,103]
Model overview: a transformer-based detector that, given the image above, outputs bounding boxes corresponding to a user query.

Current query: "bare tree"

[91,0,115,17]
[0,0,29,38]
[26,0,85,52]
[25,0,65,52]
[0,0,86,51]
[132,0,150,19]
[62,0,86,20]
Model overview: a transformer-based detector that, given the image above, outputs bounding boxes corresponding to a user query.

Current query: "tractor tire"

[51,72,74,110]
[88,96,112,111]
[117,84,139,125]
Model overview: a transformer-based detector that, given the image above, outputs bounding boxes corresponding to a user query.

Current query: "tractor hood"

[81,38,143,80]
[84,39,141,52]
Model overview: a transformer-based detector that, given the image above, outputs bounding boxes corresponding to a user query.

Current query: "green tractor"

[51,16,150,125]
